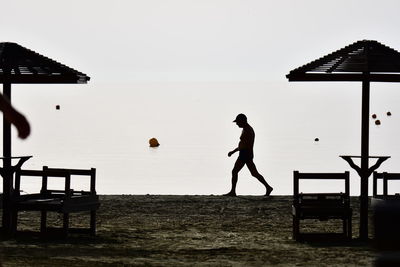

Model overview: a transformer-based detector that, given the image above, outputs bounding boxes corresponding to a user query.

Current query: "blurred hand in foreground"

[0,93,31,139]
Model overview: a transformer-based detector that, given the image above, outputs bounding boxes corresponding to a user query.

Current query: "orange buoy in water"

[375,120,381,126]
[149,138,160,147]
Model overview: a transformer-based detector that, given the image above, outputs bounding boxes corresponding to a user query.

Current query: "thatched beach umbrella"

[0,42,90,232]
[286,40,400,240]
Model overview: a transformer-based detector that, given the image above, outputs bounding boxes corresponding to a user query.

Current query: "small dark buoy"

[375,120,381,126]
[314,138,319,142]
[56,105,60,110]
[149,138,160,147]
[372,114,377,119]
[387,111,392,116]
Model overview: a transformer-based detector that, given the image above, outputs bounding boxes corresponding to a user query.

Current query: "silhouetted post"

[360,77,370,240]
[2,82,12,232]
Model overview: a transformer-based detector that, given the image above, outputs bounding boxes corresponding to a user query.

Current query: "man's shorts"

[238,150,254,163]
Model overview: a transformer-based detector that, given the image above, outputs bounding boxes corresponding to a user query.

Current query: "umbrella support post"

[0,156,32,236]
[360,79,370,241]
[2,83,12,234]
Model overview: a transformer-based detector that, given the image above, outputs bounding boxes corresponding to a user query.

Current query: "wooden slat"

[47,168,94,176]
[373,171,382,197]
[383,173,400,180]
[0,74,88,83]
[19,167,95,178]
[27,66,38,75]
[13,66,20,75]
[294,172,349,179]
[18,169,46,176]
[339,155,390,159]
[287,73,400,82]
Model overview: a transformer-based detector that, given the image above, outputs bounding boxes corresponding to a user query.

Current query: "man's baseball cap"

[233,113,247,122]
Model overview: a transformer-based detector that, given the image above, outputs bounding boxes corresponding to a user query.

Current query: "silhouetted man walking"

[224,114,273,196]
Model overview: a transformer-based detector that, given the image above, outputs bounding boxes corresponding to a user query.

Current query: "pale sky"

[1,0,400,82]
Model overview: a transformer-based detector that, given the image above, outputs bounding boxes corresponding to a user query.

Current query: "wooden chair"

[373,172,400,199]
[12,166,100,237]
[292,171,352,241]
[372,172,400,208]
[372,172,400,252]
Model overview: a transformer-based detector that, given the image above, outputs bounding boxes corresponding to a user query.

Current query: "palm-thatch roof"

[287,40,400,82]
[0,42,90,84]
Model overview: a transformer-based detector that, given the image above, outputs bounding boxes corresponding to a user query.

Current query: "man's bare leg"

[224,159,245,196]
[246,161,273,196]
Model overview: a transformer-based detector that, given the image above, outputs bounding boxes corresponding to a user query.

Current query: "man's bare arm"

[228,148,239,157]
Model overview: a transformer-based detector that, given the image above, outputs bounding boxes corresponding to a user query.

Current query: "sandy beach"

[0,195,375,266]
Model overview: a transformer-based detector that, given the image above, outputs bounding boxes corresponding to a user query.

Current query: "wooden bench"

[292,171,352,241]
[12,166,100,237]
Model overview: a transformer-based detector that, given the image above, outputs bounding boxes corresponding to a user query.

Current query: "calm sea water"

[3,81,400,195]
